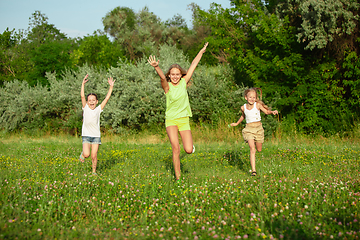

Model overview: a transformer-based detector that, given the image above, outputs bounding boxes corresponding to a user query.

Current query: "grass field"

[0,133,359,239]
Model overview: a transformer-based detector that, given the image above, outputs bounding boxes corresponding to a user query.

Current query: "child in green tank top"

[148,42,209,183]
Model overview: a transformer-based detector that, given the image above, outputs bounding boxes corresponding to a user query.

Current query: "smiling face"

[169,68,182,85]
[87,95,98,110]
[245,91,257,105]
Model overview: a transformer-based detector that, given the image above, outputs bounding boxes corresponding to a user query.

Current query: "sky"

[0,0,231,38]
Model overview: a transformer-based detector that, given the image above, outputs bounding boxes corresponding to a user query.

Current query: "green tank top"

[165,78,192,120]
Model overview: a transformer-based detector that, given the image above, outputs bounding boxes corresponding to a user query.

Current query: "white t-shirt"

[244,102,261,124]
[82,104,103,137]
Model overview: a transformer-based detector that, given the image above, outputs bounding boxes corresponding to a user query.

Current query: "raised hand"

[148,55,159,67]
[83,74,89,84]
[108,77,115,86]
[200,42,209,53]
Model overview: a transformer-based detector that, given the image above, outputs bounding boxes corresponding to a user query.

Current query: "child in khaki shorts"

[230,88,278,176]
[242,122,265,143]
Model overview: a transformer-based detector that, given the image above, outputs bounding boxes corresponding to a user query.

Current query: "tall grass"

[0,130,359,239]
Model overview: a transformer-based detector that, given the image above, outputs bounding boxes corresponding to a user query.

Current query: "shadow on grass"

[160,152,189,180]
[263,218,313,239]
[223,150,248,172]
[96,150,132,173]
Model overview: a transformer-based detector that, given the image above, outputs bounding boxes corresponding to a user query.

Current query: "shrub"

[0,44,279,136]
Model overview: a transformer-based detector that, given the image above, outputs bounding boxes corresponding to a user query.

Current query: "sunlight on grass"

[0,135,359,239]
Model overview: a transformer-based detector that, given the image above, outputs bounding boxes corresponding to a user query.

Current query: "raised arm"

[81,74,89,108]
[258,103,278,115]
[183,42,208,83]
[148,55,169,93]
[230,106,245,127]
[100,77,115,110]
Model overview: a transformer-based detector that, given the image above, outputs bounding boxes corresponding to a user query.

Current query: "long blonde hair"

[244,87,270,110]
[165,64,187,82]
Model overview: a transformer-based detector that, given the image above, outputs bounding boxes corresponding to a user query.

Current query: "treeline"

[1,1,359,136]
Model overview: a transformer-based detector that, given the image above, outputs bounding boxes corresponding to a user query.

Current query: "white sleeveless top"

[244,102,261,124]
[82,104,103,137]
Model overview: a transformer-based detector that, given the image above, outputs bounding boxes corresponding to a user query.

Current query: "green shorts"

[165,117,191,131]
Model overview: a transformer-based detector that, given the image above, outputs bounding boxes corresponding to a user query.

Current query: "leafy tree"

[0,11,75,86]
[0,28,18,85]
[24,11,75,86]
[102,6,137,38]
[0,28,36,85]
[177,3,213,64]
[102,6,198,62]
[102,6,155,61]
[197,2,259,82]
[26,11,67,43]
[253,0,360,61]
[342,51,360,113]
[198,0,360,134]
[165,14,189,29]
[27,40,74,86]
[70,31,125,69]
[274,0,359,54]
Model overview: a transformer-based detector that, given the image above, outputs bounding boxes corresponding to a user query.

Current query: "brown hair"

[165,64,187,82]
[86,93,98,100]
[244,87,270,110]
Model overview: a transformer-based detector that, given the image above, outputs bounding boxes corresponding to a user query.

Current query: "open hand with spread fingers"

[148,55,159,68]
[107,77,115,86]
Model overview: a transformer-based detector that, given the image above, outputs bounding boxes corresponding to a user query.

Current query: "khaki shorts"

[165,117,191,131]
[242,122,264,143]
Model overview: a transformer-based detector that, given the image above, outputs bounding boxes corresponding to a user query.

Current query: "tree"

[197,2,257,81]
[1,11,76,86]
[0,28,18,85]
[198,0,360,134]
[165,14,189,29]
[0,27,36,85]
[70,31,125,69]
[102,6,137,38]
[103,6,165,61]
[274,0,360,58]
[27,40,74,86]
[103,6,195,62]
[26,11,67,43]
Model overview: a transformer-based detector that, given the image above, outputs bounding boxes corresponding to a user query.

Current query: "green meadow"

[0,132,359,239]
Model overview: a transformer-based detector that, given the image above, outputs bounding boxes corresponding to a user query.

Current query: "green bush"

[1,45,264,135]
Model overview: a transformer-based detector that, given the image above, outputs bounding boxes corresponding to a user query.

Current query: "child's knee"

[256,142,263,152]
[184,148,192,154]
[91,153,97,160]
[172,145,181,155]
[83,152,90,158]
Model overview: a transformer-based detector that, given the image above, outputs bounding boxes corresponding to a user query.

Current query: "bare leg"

[179,130,193,154]
[256,142,263,152]
[81,143,91,162]
[90,144,99,173]
[166,126,181,180]
[247,139,257,173]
